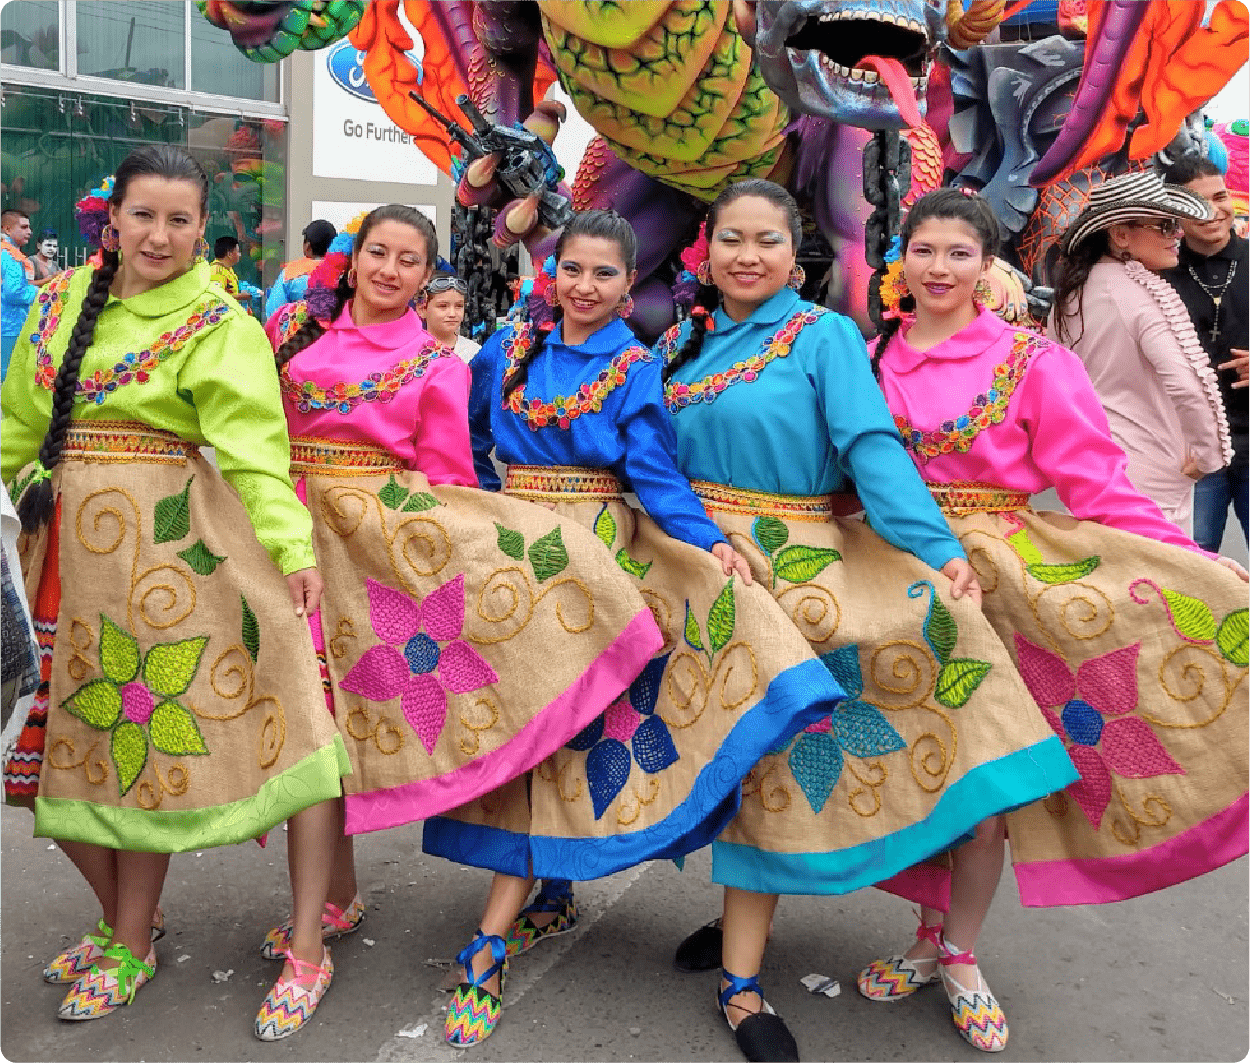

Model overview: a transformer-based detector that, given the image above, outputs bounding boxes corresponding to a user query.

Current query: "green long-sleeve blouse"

[1,261,315,575]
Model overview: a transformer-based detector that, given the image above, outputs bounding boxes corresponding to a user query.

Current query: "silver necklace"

[1186,258,1237,343]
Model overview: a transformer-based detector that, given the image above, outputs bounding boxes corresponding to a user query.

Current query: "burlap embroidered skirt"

[879,500,1248,907]
[10,421,348,852]
[422,465,843,881]
[688,482,1078,895]
[289,440,664,834]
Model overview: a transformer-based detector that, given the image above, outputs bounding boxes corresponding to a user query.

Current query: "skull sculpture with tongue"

[752,0,943,130]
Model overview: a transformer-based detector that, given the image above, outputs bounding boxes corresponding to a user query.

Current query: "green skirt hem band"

[32,736,350,853]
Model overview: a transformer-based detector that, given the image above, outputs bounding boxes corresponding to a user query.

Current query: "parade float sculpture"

[201,0,1248,335]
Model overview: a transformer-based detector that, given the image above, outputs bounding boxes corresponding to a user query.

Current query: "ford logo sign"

[326,38,422,101]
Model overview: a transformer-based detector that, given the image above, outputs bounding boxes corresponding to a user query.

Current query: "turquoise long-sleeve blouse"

[657,288,963,573]
[469,316,727,552]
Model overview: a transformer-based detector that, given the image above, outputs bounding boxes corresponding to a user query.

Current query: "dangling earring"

[1117,248,1133,263]
[696,260,713,286]
[543,283,558,308]
[973,277,993,310]
[788,264,806,291]
[100,225,120,252]
[617,293,635,318]
[347,267,358,288]
[194,237,210,260]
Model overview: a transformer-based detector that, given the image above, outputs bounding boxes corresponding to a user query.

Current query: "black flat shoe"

[674,918,723,972]
[720,969,800,1062]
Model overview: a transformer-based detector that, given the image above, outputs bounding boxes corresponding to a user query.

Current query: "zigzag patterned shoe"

[44,919,112,985]
[57,944,155,1021]
[445,930,508,1047]
[260,896,364,959]
[254,946,334,1041]
[504,880,578,957]
[939,940,1008,1052]
[857,917,942,1001]
[45,908,165,984]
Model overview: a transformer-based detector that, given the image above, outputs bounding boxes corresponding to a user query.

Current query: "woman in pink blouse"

[856,188,1247,1054]
[1050,171,1232,535]
[256,206,661,1041]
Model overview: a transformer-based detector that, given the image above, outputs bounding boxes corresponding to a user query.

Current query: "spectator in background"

[1160,156,1249,551]
[265,219,335,322]
[419,272,479,362]
[1051,172,1232,536]
[1,208,50,380]
[210,235,263,314]
[32,230,59,281]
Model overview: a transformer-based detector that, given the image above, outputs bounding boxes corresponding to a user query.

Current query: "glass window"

[0,87,288,295]
[76,0,186,89]
[190,7,279,102]
[0,0,59,70]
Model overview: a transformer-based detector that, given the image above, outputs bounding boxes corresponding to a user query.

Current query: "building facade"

[1,0,450,294]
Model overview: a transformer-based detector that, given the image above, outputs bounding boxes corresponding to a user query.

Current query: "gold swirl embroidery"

[742,758,791,813]
[196,645,287,769]
[320,484,452,591]
[1149,644,1244,728]
[467,566,594,644]
[843,757,888,816]
[1107,784,1173,847]
[344,703,405,755]
[615,775,661,826]
[46,737,109,786]
[640,588,674,651]
[67,618,94,681]
[660,643,758,730]
[135,762,189,810]
[962,526,1112,653]
[459,695,500,756]
[75,488,197,633]
[328,618,356,660]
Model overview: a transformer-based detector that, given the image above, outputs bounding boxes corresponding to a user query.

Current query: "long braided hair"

[18,145,209,533]
[868,188,1001,381]
[274,204,438,369]
[502,209,637,402]
[662,179,803,383]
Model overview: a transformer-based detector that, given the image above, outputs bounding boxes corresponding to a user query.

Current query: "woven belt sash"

[689,480,854,522]
[504,464,625,502]
[61,420,199,465]
[289,437,404,477]
[928,481,1030,515]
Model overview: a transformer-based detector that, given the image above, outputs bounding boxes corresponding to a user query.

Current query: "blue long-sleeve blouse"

[469,317,727,552]
[657,288,963,573]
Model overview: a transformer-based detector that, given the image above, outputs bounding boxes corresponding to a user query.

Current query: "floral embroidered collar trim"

[281,340,452,415]
[893,330,1044,460]
[31,269,231,405]
[502,320,653,430]
[662,307,827,411]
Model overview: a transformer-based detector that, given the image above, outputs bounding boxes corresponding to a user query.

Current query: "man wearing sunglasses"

[1161,157,1249,552]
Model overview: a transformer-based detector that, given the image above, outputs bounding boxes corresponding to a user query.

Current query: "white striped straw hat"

[1059,170,1215,256]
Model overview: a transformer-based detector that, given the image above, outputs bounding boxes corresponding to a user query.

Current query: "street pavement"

[2,804,1246,1063]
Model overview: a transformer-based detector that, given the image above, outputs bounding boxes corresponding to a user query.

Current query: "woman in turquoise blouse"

[657,180,1075,1062]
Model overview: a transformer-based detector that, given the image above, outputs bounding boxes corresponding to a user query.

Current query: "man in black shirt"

[1161,157,1248,552]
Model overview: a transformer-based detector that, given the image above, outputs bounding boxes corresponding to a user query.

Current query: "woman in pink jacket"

[1050,171,1232,535]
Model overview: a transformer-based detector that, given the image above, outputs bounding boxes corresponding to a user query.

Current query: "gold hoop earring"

[696,260,712,286]
[347,267,358,288]
[100,225,120,252]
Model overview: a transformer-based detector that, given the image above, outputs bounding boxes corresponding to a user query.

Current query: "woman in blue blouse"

[424,210,845,1048]
[657,180,1075,1062]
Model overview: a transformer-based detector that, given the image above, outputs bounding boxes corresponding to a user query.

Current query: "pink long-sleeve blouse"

[266,303,476,487]
[874,308,1206,555]
[1047,260,1230,532]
